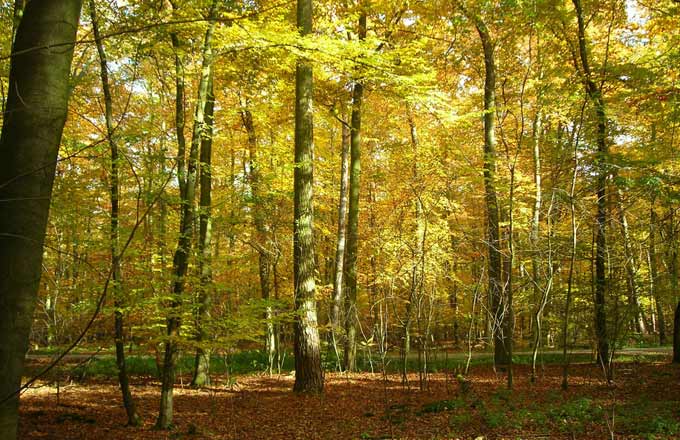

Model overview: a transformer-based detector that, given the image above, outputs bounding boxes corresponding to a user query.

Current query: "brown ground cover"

[18,361,680,439]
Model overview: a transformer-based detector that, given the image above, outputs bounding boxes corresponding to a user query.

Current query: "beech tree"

[293,0,324,393]
[157,0,217,427]
[89,0,140,425]
[0,1,83,438]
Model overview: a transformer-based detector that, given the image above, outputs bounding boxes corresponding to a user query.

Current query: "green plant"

[548,397,603,434]
[448,412,473,428]
[482,408,506,429]
[418,398,466,415]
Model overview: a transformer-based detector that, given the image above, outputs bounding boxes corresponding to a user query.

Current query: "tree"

[191,72,215,387]
[456,2,512,372]
[89,0,140,425]
[330,104,350,367]
[293,0,324,394]
[242,102,277,374]
[572,0,611,380]
[343,10,367,373]
[0,1,83,438]
[157,0,217,427]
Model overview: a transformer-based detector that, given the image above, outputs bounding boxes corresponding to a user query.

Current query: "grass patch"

[617,400,680,438]
[418,398,466,415]
[70,350,295,379]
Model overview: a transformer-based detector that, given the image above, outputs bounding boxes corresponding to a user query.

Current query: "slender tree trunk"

[505,168,515,389]
[331,112,350,369]
[562,112,583,390]
[157,3,216,427]
[616,189,646,334]
[472,15,510,369]
[402,113,426,381]
[89,0,140,424]
[649,200,666,345]
[242,107,277,374]
[343,11,367,373]
[530,109,544,383]
[293,0,324,393]
[191,73,215,388]
[668,209,680,363]
[0,2,82,438]
[573,0,610,380]
[170,32,187,200]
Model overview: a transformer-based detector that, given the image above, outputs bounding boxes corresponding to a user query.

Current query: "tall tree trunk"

[242,106,277,374]
[530,109,544,383]
[668,209,680,363]
[191,73,215,388]
[616,189,646,334]
[573,0,610,380]
[471,13,510,369]
[343,11,367,373]
[649,199,666,345]
[562,118,581,389]
[402,112,426,382]
[331,111,350,368]
[89,0,140,425]
[293,0,324,393]
[157,2,216,427]
[0,2,82,438]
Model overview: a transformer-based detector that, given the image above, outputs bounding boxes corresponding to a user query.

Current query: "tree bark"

[157,1,216,427]
[649,200,666,345]
[674,302,680,363]
[530,109,544,383]
[191,72,215,388]
[11,0,26,43]
[89,0,140,425]
[572,0,610,380]
[616,189,646,334]
[343,11,367,373]
[331,109,350,368]
[402,112,426,382]
[562,118,581,389]
[293,0,324,393]
[471,13,510,369]
[242,106,277,374]
[0,2,82,438]
[668,208,680,362]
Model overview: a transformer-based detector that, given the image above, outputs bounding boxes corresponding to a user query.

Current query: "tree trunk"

[573,0,610,380]
[0,2,82,438]
[616,189,646,334]
[89,0,140,425]
[674,302,680,363]
[471,14,509,369]
[530,109,544,383]
[668,208,680,362]
[11,0,26,43]
[343,11,367,373]
[293,0,324,393]
[157,2,216,427]
[331,111,350,369]
[191,73,215,388]
[562,117,581,389]
[242,106,277,374]
[649,200,666,345]
[402,113,426,382]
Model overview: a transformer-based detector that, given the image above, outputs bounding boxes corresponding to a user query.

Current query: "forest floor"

[18,352,680,440]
